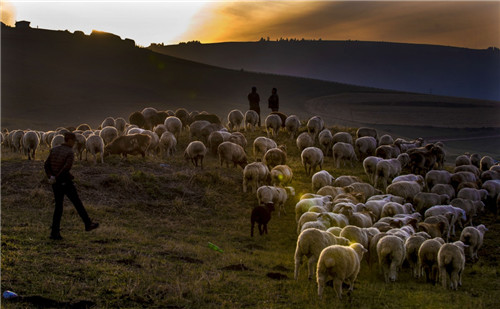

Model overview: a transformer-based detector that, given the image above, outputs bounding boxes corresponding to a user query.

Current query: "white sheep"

[263,146,287,169]
[253,136,277,161]
[244,110,259,131]
[344,182,381,202]
[50,134,64,149]
[460,224,487,262]
[265,114,282,138]
[386,180,423,203]
[450,198,484,226]
[311,170,335,191]
[207,130,230,155]
[413,192,450,214]
[296,132,314,152]
[159,131,177,158]
[379,134,394,146]
[217,141,247,168]
[73,133,87,161]
[333,175,362,187]
[164,116,182,139]
[418,237,445,283]
[316,243,367,299]
[270,164,293,186]
[188,120,211,141]
[141,130,160,156]
[405,234,428,278]
[377,235,406,283]
[243,162,270,193]
[332,142,358,168]
[306,116,324,141]
[284,115,300,139]
[355,136,377,161]
[457,187,488,202]
[374,153,410,191]
[363,156,383,185]
[356,127,378,140]
[479,155,495,172]
[455,155,471,166]
[332,132,353,146]
[22,131,40,160]
[380,202,415,218]
[295,196,333,222]
[228,132,247,149]
[425,170,452,191]
[340,225,369,249]
[101,116,115,129]
[316,186,346,199]
[227,109,244,132]
[454,164,481,178]
[301,147,324,176]
[257,185,294,217]
[114,117,127,135]
[185,141,207,168]
[392,174,424,184]
[318,129,334,156]
[438,241,467,290]
[424,205,466,237]
[294,228,350,280]
[431,184,456,200]
[99,126,119,145]
[85,135,104,164]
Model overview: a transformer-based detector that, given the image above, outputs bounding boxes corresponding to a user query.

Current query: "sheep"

[316,243,367,299]
[375,145,401,159]
[101,117,115,129]
[363,156,383,185]
[338,206,375,228]
[480,156,495,172]
[295,196,333,222]
[141,130,160,156]
[457,187,488,202]
[316,186,346,199]
[22,131,39,160]
[332,175,362,187]
[424,205,466,237]
[386,180,423,203]
[451,171,479,191]
[265,114,282,138]
[356,127,377,140]
[301,147,324,176]
[114,117,127,136]
[418,238,445,284]
[344,182,381,202]
[85,135,104,164]
[296,132,314,152]
[244,110,259,131]
[405,235,428,278]
[297,212,329,234]
[185,141,207,168]
[355,136,377,161]
[256,185,294,217]
[284,115,300,139]
[306,116,324,141]
[227,109,244,132]
[73,133,87,161]
[243,162,270,193]
[455,154,471,167]
[454,164,481,178]
[164,116,182,139]
[380,202,415,218]
[392,174,424,184]
[407,145,442,175]
[207,130,228,155]
[332,131,353,146]
[377,235,406,283]
[470,153,481,168]
[263,146,287,169]
[159,131,177,158]
[228,132,247,149]
[437,241,466,290]
[421,215,450,242]
[270,164,293,186]
[253,136,277,161]
[104,133,151,159]
[218,141,247,169]
[332,142,358,168]
[340,225,369,249]
[459,224,488,262]
[482,179,500,215]
[76,123,91,131]
[425,170,452,191]
[374,153,410,191]
[153,124,168,138]
[311,170,335,191]
[431,184,456,200]
[318,129,334,156]
[50,134,65,149]
[173,108,190,128]
[189,120,211,141]
[99,126,119,145]
[294,228,350,280]
[481,170,500,182]
[379,134,394,146]
[250,202,275,237]
[413,192,450,215]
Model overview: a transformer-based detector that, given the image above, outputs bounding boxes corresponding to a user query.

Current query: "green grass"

[1,128,499,308]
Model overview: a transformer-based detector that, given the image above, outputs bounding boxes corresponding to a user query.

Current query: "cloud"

[1,0,16,26]
[179,1,500,49]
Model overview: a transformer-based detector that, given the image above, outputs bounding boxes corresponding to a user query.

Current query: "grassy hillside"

[2,126,499,308]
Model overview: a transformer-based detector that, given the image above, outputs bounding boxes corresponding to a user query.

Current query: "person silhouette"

[248,86,261,127]
[268,88,279,112]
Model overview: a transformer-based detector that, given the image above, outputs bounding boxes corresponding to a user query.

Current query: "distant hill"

[150,40,500,101]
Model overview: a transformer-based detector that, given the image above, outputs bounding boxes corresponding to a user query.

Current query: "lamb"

[244,110,259,131]
[164,116,182,139]
[263,146,287,169]
[243,162,270,193]
[296,132,314,152]
[228,132,247,149]
[301,147,324,176]
[316,243,367,299]
[185,141,207,168]
[413,192,450,215]
[363,156,383,185]
[22,131,40,160]
[227,109,244,132]
[437,241,466,290]
[431,184,456,200]
[85,135,105,164]
[265,114,282,138]
[355,136,377,161]
[284,115,300,139]
[217,141,247,169]
[386,180,423,203]
[253,136,277,161]
[256,185,294,217]
[479,155,495,172]
[425,170,452,191]
[312,170,335,191]
[418,238,445,283]
[405,235,428,278]
[379,134,394,146]
[318,129,334,156]
[306,116,324,141]
[332,131,353,146]
[332,142,358,168]
[377,235,406,283]
[424,205,466,237]
[457,187,488,202]
[356,127,377,140]
[455,155,471,166]
[270,164,293,186]
[250,202,275,237]
[374,153,410,191]
[344,182,381,201]
[459,224,488,262]
[294,228,350,280]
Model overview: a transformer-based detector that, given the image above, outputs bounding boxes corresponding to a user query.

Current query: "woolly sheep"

[338,207,375,228]
[333,175,362,187]
[422,215,450,242]
[356,127,377,140]
[482,180,500,213]
[424,205,466,237]
[284,115,300,139]
[141,130,160,156]
[437,241,466,290]
[207,130,228,155]
[73,133,87,161]
[294,228,350,280]
[301,147,324,176]
[104,134,151,158]
[318,129,334,156]
[431,184,456,200]
[270,164,293,186]
[386,180,423,203]
[451,198,485,227]
[253,136,277,161]
[332,131,353,146]
[297,212,329,234]
[265,114,282,138]
[332,142,358,168]
[405,235,427,278]
[459,224,488,262]
[142,107,160,130]
[344,182,381,202]
[392,174,424,184]
[375,145,401,159]
[218,141,247,169]
[414,192,450,215]
[316,243,367,299]
[295,196,333,222]
[455,155,471,167]
[454,164,481,178]
[244,110,259,131]
[164,116,183,139]
[228,132,247,149]
[379,134,394,146]
[451,171,479,190]
[263,146,287,169]
[457,187,488,202]
[340,225,369,249]
[418,238,445,283]
[51,134,65,149]
[250,202,275,237]
[296,132,314,152]
[355,136,377,161]
[480,156,495,172]
[99,126,119,145]
[380,202,415,218]
[189,120,211,140]
[363,156,383,185]
[185,141,207,168]
[22,131,39,160]
[377,235,406,283]
[407,145,442,175]
[243,162,270,193]
[374,153,410,191]
[227,109,244,132]
[85,135,104,164]
[256,185,294,217]
[470,153,481,168]
[101,117,115,129]
[153,124,168,138]
[306,116,324,141]
[159,131,177,158]
[425,170,452,191]
[114,117,127,135]
[312,170,335,191]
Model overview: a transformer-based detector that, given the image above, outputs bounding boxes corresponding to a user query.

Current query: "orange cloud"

[179,1,500,49]
[0,0,16,27]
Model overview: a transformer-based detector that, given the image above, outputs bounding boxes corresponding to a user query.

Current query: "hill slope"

[150,40,500,101]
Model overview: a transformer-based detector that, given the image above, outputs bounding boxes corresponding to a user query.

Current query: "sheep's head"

[265,202,275,212]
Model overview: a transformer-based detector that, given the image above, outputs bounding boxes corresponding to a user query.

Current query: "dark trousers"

[51,181,91,234]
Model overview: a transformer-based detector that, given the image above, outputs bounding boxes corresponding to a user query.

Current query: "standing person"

[248,86,261,127]
[44,132,99,240]
[268,87,279,112]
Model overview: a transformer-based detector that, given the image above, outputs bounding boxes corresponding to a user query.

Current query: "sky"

[1,0,499,49]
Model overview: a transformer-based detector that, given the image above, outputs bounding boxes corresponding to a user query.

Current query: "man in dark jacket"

[44,132,99,240]
[268,87,279,112]
[248,86,261,127]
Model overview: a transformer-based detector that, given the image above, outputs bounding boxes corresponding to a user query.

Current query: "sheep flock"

[2,106,499,301]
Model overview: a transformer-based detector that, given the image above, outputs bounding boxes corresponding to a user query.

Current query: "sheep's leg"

[294,253,302,280]
[451,271,459,290]
[333,278,343,300]
[250,221,255,237]
[307,257,316,280]
[440,267,447,289]
[263,223,268,235]
[317,272,326,299]
[258,223,263,235]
